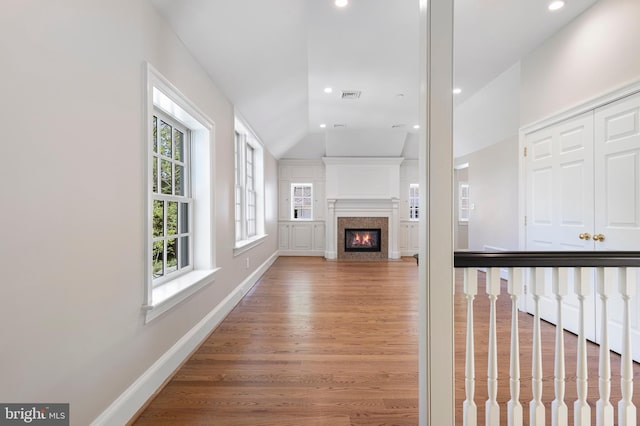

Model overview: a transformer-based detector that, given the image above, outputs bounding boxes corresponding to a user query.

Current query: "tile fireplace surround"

[338,217,388,260]
[325,198,400,260]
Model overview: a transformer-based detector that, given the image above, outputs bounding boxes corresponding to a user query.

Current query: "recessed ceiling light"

[324,87,333,94]
[413,125,420,129]
[548,0,565,11]
[335,0,348,7]
[453,87,462,95]
[320,123,327,128]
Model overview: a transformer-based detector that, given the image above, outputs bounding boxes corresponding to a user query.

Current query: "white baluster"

[596,268,614,426]
[574,267,591,426]
[530,267,545,426]
[486,268,500,426]
[507,267,524,426]
[463,267,478,426]
[618,267,637,426]
[552,268,568,426]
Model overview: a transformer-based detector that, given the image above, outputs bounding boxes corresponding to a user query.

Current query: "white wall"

[0,1,278,424]
[454,62,521,158]
[455,137,519,251]
[521,0,640,126]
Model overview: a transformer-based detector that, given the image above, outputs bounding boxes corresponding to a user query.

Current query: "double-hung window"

[144,63,217,323]
[291,183,313,220]
[234,118,266,253]
[409,183,419,220]
[459,183,470,222]
[152,111,192,282]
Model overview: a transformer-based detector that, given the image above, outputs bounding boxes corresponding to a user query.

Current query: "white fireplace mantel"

[325,198,400,260]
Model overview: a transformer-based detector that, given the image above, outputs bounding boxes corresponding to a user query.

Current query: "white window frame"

[459,182,470,223]
[409,183,419,221]
[144,63,219,323]
[234,117,267,255]
[151,110,193,286]
[290,183,313,220]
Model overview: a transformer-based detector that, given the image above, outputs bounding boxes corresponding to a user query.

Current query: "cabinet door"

[291,224,313,250]
[399,223,409,251]
[279,181,290,221]
[409,223,419,251]
[594,92,640,358]
[279,224,289,250]
[313,223,325,250]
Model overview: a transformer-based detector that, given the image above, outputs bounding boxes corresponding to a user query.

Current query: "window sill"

[233,233,268,256]
[143,268,220,323]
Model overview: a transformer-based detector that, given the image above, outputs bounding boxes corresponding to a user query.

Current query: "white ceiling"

[151,0,599,159]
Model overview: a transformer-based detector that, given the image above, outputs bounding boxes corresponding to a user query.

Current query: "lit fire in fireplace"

[351,232,373,247]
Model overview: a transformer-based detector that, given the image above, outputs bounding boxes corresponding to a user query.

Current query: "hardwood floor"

[133,257,420,425]
[132,257,640,425]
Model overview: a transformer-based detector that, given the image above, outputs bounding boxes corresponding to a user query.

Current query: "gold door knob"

[579,232,591,240]
[593,233,605,242]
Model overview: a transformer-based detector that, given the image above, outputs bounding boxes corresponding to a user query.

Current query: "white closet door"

[525,111,595,339]
[594,91,640,357]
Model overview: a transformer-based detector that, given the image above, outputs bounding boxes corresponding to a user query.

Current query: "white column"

[389,198,400,259]
[574,267,591,426]
[463,268,478,426]
[552,268,568,426]
[596,268,614,426]
[530,267,545,426]
[325,199,336,259]
[486,268,500,426]
[618,267,637,426]
[507,267,524,426]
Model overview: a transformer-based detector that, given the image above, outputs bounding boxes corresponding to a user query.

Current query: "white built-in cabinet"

[398,160,419,256]
[399,221,419,255]
[524,89,640,359]
[278,160,326,255]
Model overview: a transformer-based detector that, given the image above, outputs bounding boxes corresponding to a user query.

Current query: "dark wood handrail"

[454,251,640,268]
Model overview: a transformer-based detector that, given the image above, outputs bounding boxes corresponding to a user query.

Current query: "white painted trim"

[322,157,405,166]
[521,79,640,135]
[91,252,279,426]
[144,268,220,323]
[233,233,268,257]
[278,250,325,257]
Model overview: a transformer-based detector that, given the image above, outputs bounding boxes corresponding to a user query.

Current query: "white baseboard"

[278,250,325,256]
[91,251,279,426]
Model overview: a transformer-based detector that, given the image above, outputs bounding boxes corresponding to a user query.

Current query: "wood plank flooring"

[132,257,640,425]
[133,257,420,425]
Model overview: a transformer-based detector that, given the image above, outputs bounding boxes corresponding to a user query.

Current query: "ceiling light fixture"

[324,87,333,94]
[320,124,327,128]
[453,87,462,95]
[413,125,420,129]
[335,0,348,7]
[548,0,565,11]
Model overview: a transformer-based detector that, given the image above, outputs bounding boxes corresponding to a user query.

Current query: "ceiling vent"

[341,90,361,100]
[333,124,346,128]
[391,124,405,129]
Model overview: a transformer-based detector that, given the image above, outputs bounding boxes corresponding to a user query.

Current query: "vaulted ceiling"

[151,0,599,159]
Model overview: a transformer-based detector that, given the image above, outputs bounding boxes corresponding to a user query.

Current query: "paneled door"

[525,111,596,340]
[593,92,640,356]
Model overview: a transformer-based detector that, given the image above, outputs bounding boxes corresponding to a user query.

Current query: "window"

[409,183,419,220]
[291,183,313,220]
[152,112,192,283]
[459,183,470,222]
[234,118,266,253]
[144,63,218,323]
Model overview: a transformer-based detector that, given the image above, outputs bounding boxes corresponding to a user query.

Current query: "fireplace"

[336,216,388,260]
[344,228,381,252]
